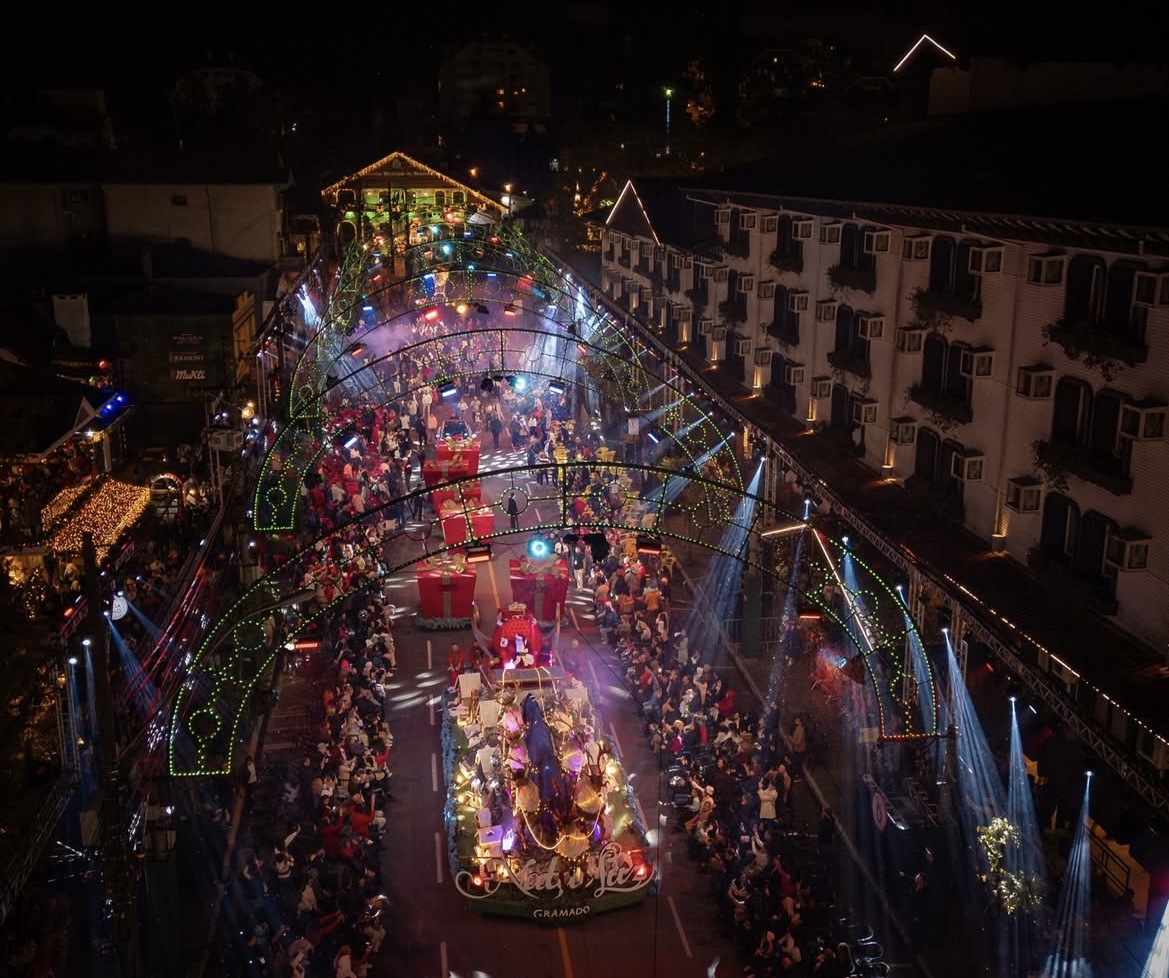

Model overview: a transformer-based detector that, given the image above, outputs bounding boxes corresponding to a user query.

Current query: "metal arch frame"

[252,323,744,533]
[171,464,934,777]
[287,226,569,415]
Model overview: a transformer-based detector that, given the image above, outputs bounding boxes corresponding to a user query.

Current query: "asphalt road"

[365,448,747,978]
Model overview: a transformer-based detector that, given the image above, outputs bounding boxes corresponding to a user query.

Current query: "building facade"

[598,179,1169,769]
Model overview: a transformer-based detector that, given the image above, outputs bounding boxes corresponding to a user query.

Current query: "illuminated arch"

[172,464,936,777]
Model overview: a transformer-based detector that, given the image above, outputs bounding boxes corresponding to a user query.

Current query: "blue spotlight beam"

[1040,774,1094,978]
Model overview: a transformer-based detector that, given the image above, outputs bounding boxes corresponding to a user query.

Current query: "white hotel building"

[593,173,1169,779]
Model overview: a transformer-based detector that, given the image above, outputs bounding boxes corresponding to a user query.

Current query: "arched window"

[921,332,947,391]
[435,190,447,208]
[928,236,956,292]
[1051,377,1092,444]
[1065,256,1105,325]
[954,239,981,299]
[1040,492,1080,559]
[1104,261,1142,342]
[945,340,970,399]
[939,439,964,496]
[834,305,854,354]
[452,191,465,205]
[914,426,941,483]
[1073,510,1116,580]
[830,383,852,430]
[771,357,796,414]
[840,223,862,269]
[1090,389,1132,478]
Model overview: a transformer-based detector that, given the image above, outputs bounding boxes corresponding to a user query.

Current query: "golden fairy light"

[49,479,151,561]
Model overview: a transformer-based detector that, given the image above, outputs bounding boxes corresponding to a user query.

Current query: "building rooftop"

[700,97,1169,229]
[0,143,289,185]
[0,360,106,458]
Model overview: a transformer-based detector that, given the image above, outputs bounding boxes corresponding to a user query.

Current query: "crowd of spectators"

[604,571,851,977]
[206,583,398,978]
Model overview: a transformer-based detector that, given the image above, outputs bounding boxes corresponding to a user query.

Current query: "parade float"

[441,667,655,920]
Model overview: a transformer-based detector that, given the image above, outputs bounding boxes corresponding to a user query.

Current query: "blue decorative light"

[527,537,550,560]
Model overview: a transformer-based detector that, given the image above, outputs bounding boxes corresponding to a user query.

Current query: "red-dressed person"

[448,642,466,689]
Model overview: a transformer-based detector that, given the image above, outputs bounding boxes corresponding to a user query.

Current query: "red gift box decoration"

[435,439,480,469]
[430,479,482,509]
[416,559,477,619]
[508,557,569,623]
[422,458,476,488]
[440,503,496,546]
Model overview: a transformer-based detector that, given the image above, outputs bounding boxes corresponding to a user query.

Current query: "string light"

[49,479,151,563]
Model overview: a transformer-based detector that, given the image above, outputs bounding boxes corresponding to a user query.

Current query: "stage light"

[464,545,493,564]
[547,380,566,396]
[503,303,517,317]
[841,535,849,546]
[527,537,551,560]
[344,435,359,449]
[423,306,441,321]
[636,535,662,555]
[440,384,459,400]
[455,302,469,315]
[349,343,366,357]
[646,430,662,445]
[82,638,91,647]
[68,656,78,665]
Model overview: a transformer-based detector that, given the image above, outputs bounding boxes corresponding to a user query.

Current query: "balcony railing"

[827,349,872,379]
[911,287,982,324]
[718,299,748,325]
[827,263,876,294]
[768,318,800,348]
[1043,319,1148,382]
[723,238,751,259]
[1027,547,1119,616]
[1032,439,1134,495]
[907,383,973,431]
[769,250,803,274]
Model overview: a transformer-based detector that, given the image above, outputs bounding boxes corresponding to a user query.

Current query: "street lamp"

[664,88,673,155]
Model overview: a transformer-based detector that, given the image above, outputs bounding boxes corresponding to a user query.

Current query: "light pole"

[664,88,673,156]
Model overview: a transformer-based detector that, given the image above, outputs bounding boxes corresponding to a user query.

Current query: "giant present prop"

[436,437,481,469]
[491,609,545,665]
[430,479,482,509]
[416,556,477,619]
[508,557,569,623]
[441,502,496,547]
[422,456,476,488]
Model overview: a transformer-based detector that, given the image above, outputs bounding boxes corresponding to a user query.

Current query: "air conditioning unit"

[889,417,917,445]
[754,348,773,367]
[785,363,806,385]
[863,230,891,254]
[713,266,729,284]
[654,246,666,261]
[815,299,838,322]
[735,337,752,356]
[739,213,757,230]
[758,281,776,299]
[738,274,756,293]
[959,347,995,378]
[762,215,778,233]
[857,314,885,339]
[811,376,833,399]
[787,290,810,313]
[716,208,731,225]
[895,327,925,353]
[851,398,879,425]
[683,256,693,269]
[792,219,813,239]
[1120,402,1168,441]
[968,246,1004,275]
[208,428,244,452]
[950,451,985,482]
[820,223,841,244]
[698,318,714,336]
